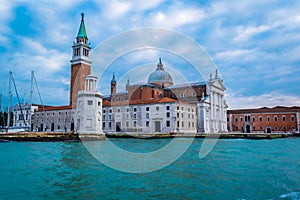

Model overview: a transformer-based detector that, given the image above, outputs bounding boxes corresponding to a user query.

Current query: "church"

[14,13,228,134]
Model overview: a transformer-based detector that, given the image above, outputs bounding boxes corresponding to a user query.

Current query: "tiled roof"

[228,106,300,114]
[103,97,179,107]
[38,105,73,111]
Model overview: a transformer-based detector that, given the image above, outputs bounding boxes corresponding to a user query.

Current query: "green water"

[0,138,299,199]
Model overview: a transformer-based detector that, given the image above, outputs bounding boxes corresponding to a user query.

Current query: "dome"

[148,58,173,87]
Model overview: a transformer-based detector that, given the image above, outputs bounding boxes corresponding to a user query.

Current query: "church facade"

[14,13,228,134]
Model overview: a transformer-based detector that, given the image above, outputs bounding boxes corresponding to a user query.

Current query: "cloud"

[215,49,256,59]
[150,6,205,28]
[227,93,300,109]
[1,0,300,108]
[234,25,271,41]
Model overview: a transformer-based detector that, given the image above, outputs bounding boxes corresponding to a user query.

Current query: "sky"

[0,0,300,110]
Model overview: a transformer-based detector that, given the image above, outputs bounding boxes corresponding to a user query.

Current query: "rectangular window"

[103,109,106,113]
[177,113,180,118]
[177,106,179,110]
[146,121,149,127]
[133,113,137,119]
[146,107,149,111]
[166,112,170,118]
[134,121,137,127]
[182,121,184,127]
[267,116,270,122]
[177,121,180,127]
[103,122,105,128]
[156,106,159,111]
[166,106,170,110]
[87,100,93,105]
[146,113,149,119]
[117,109,121,113]
[126,121,129,127]
[109,122,111,128]
[166,121,170,127]
[134,107,137,112]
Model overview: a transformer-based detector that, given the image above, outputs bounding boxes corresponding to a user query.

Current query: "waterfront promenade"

[0,131,298,141]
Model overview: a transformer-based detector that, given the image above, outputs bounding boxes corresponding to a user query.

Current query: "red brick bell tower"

[70,13,91,107]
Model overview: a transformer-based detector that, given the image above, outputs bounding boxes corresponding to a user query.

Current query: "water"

[0,138,300,200]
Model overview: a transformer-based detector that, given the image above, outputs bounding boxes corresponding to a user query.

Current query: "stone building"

[74,75,103,134]
[227,106,300,133]
[103,58,228,134]
[14,13,228,134]
[13,103,38,128]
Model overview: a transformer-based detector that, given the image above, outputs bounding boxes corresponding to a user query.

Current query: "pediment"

[210,79,226,91]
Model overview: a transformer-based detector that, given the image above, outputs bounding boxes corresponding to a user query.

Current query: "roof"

[168,81,206,89]
[103,97,179,107]
[228,106,300,114]
[37,105,73,112]
[77,13,87,38]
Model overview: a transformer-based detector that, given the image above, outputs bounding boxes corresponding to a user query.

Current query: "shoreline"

[0,132,299,142]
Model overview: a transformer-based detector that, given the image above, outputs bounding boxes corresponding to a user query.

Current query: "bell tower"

[70,13,91,107]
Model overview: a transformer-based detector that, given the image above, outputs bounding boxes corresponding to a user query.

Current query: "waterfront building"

[12,103,38,128]
[103,59,228,133]
[13,13,228,134]
[103,98,197,134]
[227,106,300,133]
[74,75,103,134]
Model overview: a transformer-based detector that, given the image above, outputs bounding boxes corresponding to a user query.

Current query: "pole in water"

[7,71,12,128]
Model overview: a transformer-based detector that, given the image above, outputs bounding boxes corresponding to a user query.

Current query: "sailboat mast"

[7,71,12,128]
[29,71,34,131]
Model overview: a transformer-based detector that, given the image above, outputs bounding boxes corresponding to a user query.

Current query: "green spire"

[77,13,87,38]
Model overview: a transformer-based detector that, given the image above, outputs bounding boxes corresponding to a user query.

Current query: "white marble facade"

[103,102,197,134]
[197,71,228,133]
[74,75,103,134]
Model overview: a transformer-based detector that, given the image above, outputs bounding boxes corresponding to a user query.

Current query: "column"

[210,91,214,133]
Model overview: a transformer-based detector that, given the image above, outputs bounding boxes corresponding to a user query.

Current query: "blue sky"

[0,0,300,109]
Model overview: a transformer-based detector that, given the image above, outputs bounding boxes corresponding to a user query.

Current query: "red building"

[227,106,300,133]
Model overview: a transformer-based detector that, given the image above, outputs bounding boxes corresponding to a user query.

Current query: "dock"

[0,132,298,142]
[0,132,79,142]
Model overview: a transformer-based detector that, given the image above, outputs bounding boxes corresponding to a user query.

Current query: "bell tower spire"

[76,13,88,43]
[70,13,92,107]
